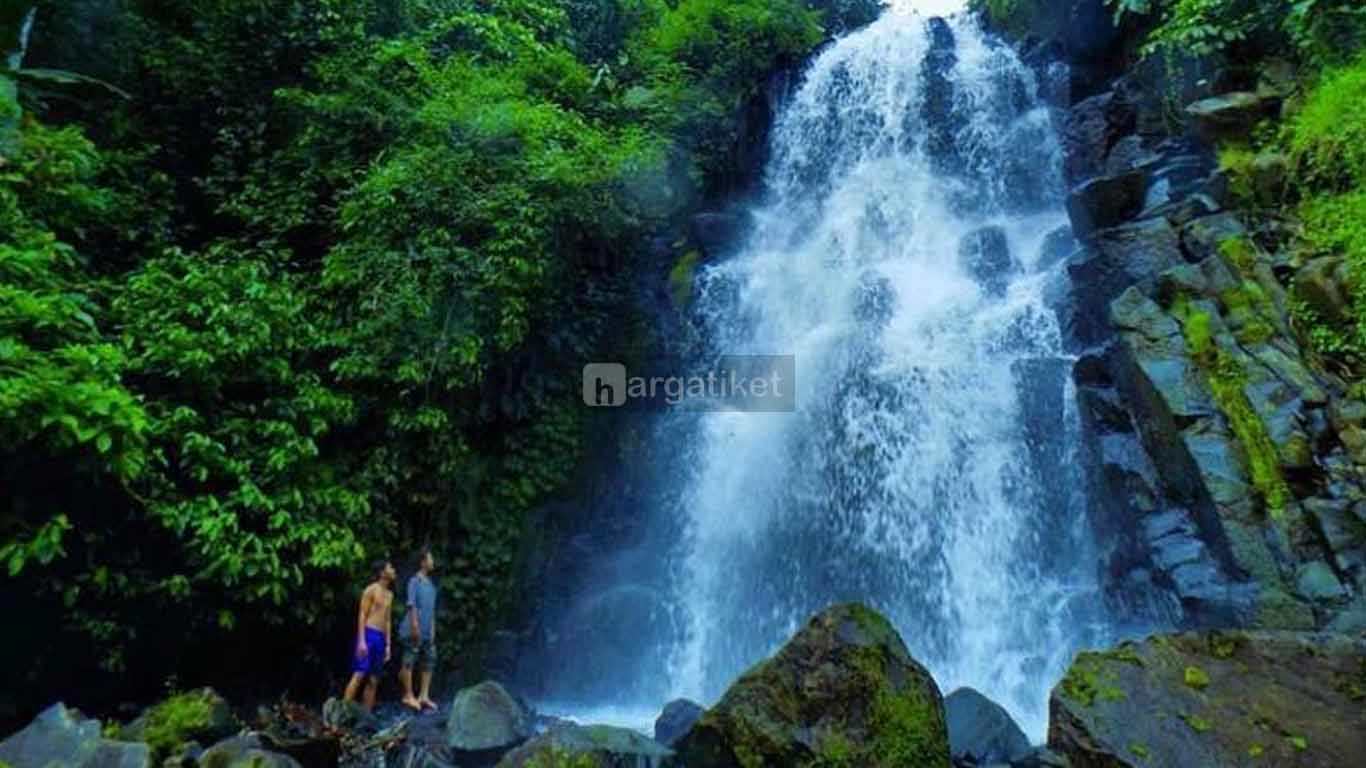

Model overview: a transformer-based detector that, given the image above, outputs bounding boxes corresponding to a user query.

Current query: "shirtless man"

[343,559,396,710]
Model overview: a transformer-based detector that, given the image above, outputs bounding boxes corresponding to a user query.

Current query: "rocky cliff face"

[1011,2,1366,637]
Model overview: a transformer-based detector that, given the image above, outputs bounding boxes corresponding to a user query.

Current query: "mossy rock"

[1049,631,1366,767]
[672,603,950,768]
[668,250,702,310]
[120,688,236,762]
[447,681,532,752]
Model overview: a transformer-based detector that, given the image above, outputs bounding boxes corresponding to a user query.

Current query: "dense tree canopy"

[0,0,880,724]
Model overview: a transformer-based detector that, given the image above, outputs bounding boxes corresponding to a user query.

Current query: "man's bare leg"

[362,677,379,711]
[344,672,365,703]
[418,669,436,709]
[400,666,421,710]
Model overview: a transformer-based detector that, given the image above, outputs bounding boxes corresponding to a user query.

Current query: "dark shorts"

[401,635,437,672]
[352,627,386,677]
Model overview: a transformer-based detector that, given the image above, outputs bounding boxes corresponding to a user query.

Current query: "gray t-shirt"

[405,573,437,641]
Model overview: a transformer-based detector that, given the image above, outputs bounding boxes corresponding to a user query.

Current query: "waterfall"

[529,4,1110,742]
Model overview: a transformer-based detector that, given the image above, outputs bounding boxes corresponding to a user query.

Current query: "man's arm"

[355,586,372,657]
[407,577,421,641]
[384,590,393,662]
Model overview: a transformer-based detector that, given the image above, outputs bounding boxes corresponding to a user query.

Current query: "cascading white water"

[524,2,1115,743]
[661,6,1106,740]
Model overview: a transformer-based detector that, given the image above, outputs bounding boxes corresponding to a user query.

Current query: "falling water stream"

[531,2,1111,742]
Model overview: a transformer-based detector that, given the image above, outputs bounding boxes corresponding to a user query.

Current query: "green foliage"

[1061,652,1128,707]
[524,746,599,768]
[136,690,217,761]
[1283,59,1366,374]
[1178,307,1291,517]
[114,248,371,610]
[669,250,702,308]
[1184,665,1211,689]
[1181,712,1214,733]
[1114,0,1366,65]
[1,78,148,580]
[632,0,823,194]
[1289,56,1366,190]
[2,0,838,712]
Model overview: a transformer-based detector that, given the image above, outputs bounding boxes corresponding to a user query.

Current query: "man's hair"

[413,545,431,570]
[372,559,391,580]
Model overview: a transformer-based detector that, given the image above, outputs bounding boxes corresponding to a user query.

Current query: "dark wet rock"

[1140,508,1257,623]
[689,212,751,257]
[162,741,204,768]
[959,226,1015,296]
[447,681,532,752]
[1247,152,1289,206]
[1049,631,1366,768]
[1063,218,1184,349]
[1060,0,1124,66]
[323,698,377,734]
[1078,386,1133,435]
[1185,213,1251,265]
[1063,90,1136,182]
[260,732,340,768]
[1156,192,1221,227]
[0,703,151,768]
[1066,170,1147,239]
[1294,257,1353,327]
[673,603,950,768]
[1010,746,1072,767]
[943,688,1029,765]
[1186,92,1281,142]
[389,742,459,768]
[1304,497,1366,583]
[1103,134,1151,175]
[654,699,704,747]
[497,724,672,768]
[1294,561,1348,603]
[200,734,303,768]
[1036,226,1078,272]
[923,17,963,177]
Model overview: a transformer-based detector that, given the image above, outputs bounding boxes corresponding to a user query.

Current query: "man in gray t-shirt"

[400,547,439,712]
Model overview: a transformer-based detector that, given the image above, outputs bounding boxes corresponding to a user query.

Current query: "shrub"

[1289,55,1366,190]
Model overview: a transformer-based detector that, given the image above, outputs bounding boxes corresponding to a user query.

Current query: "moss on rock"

[673,603,950,768]
[120,688,236,763]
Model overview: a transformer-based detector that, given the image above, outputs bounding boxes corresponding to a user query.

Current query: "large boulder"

[654,699,704,748]
[446,681,532,753]
[672,603,950,767]
[0,703,150,768]
[1049,631,1366,767]
[943,687,1030,765]
[496,724,672,768]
